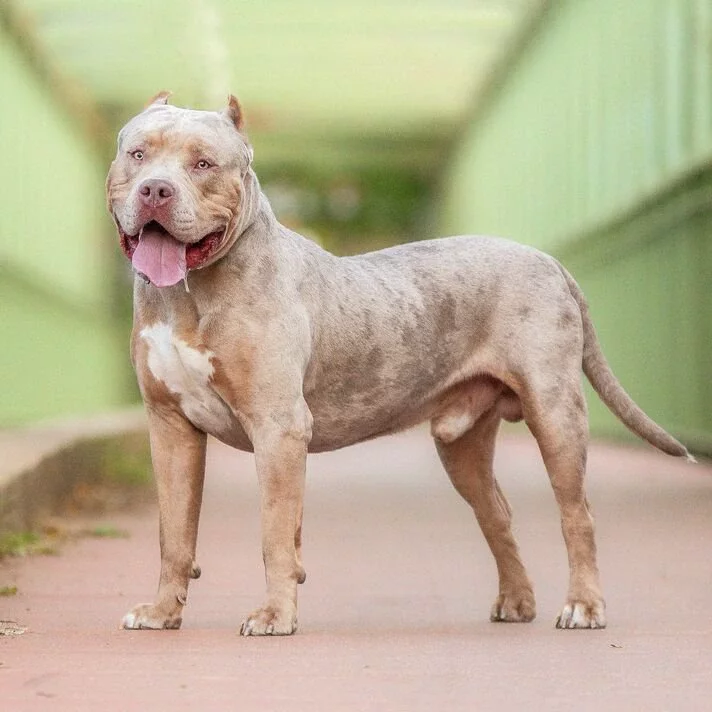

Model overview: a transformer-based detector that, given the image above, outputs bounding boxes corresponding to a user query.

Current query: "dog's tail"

[558,264,694,461]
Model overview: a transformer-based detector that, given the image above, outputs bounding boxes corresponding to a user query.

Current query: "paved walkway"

[2,429,711,711]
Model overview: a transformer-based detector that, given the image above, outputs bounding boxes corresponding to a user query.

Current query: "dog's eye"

[130,150,144,161]
[195,160,212,170]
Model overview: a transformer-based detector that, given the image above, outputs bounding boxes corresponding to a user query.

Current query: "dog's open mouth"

[119,220,225,288]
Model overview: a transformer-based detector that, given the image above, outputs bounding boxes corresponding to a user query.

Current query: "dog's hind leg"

[295,500,307,585]
[434,408,536,623]
[524,376,606,629]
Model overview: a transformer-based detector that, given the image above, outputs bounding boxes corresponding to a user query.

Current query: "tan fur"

[107,97,691,635]
[144,90,172,108]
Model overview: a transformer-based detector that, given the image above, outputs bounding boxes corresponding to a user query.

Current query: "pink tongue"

[132,228,187,288]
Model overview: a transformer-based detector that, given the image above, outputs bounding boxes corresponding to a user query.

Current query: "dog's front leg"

[122,408,206,630]
[241,414,309,636]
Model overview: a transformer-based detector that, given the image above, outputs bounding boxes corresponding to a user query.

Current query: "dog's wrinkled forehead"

[117,104,251,165]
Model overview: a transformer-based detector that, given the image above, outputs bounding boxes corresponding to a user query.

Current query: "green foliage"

[0,531,39,558]
[260,166,431,254]
[85,525,130,539]
[100,435,152,487]
[0,531,48,558]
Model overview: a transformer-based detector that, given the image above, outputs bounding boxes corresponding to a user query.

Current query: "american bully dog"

[106,93,692,635]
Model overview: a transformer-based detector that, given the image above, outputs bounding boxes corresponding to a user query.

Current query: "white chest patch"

[140,322,233,437]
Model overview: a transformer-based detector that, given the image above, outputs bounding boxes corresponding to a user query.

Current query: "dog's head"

[106,92,255,287]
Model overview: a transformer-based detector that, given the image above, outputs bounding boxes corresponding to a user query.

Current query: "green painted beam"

[439,0,712,451]
[15,0,543,173]
[0,19,131,424]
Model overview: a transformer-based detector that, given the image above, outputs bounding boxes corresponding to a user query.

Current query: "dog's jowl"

[106,93,693,635]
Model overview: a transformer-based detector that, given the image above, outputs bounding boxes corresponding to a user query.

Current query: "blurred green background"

[1,0,710,452]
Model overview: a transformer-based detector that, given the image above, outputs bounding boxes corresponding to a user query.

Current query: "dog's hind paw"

[555,599,606,629]
[490,590,536,622]
[240,604,297,636]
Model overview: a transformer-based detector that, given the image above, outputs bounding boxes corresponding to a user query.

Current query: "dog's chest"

[139,322,234,437]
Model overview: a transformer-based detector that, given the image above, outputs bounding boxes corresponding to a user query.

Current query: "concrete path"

[2,429,711,711]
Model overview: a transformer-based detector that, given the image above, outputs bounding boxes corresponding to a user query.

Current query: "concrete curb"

[0,409,149,534]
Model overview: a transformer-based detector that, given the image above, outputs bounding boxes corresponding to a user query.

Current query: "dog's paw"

[490,590,536,622]
[555,598,606,629]
[121,603,182,630]
[240,605,297,636]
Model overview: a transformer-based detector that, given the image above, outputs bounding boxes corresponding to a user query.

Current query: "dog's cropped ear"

[144,91,172,109]
[224,94,245,132]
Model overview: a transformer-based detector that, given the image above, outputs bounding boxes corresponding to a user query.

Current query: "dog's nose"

[138,179,175,208]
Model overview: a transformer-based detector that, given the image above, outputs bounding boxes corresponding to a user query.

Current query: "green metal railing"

[0,23,131,424]
[440,0,712,451]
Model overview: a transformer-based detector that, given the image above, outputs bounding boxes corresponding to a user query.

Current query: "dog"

[106,93,692,635]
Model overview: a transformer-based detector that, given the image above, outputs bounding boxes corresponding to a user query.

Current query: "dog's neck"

[235,176,279,245]
[230,167,268,241]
